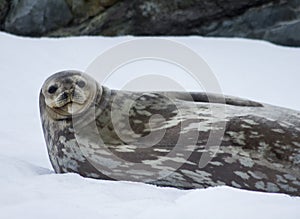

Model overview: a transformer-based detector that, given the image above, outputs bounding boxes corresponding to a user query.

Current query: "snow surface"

[0,31,300,219]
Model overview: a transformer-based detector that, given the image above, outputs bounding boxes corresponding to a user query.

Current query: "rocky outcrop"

[0,0,9,27]
[4,0,73,36]
[204,0,300,46]
[65,0,118,24]
[1,0,300,46]
[47,0,277,36]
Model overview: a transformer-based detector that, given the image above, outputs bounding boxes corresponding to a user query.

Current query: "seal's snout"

[54,91,71,108]
[48,75,88,107]
[55,87,86,107]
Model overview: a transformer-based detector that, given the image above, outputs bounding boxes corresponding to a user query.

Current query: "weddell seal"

[40,70,300,196]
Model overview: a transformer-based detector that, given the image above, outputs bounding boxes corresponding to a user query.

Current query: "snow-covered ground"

[0,31,300,219]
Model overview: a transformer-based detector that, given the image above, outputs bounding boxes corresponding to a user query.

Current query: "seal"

[40,70,300,196]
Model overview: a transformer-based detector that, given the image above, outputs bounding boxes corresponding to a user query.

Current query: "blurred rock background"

[0,0,299,46]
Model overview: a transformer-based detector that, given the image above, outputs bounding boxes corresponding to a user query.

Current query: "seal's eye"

[48,85,58,94]
[77,80,86,88]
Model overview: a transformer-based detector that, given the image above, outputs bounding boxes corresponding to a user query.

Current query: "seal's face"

[41,71,98,117]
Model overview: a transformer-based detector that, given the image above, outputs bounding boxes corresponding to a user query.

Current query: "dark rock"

[2,0,300,47]
[204,1,299,38]
[265,21,300,46]
[127,0,276,35]
[49,0,275,36]
[290,0,300,8]
[4,0,73,36]
[65,0,105,24]
[0,0,9,26]
[49,0,133,36]
[99,0,119,7]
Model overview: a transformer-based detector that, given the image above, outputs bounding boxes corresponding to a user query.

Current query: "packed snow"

[0,31,300,219]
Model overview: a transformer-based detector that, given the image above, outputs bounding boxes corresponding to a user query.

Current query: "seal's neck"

[45,106,72,120]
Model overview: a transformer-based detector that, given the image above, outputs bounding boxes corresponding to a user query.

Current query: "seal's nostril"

[62,92,69,100]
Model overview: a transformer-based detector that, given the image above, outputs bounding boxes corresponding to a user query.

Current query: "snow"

[0,31,300,218]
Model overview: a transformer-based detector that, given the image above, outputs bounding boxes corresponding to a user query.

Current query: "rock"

[204,1,299,38]
[99,0,119,7]
[66,0,105,23]
[49,0,131,36]
[2,0,300,47]
[0,0,9,26]
[64,0,119,24]
[4,0,73,36]
[49,0,275,36]
[123,0,269,35]
[265,21,300,47]
[290,0,300,8]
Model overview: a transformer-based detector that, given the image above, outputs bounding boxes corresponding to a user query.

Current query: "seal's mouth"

[55,89,86,108]
[51,89,88,115]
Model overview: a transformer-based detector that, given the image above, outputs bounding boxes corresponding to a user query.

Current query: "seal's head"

[41,70,99,118]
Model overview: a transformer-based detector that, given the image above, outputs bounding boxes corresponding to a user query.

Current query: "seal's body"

[40,71,300,196]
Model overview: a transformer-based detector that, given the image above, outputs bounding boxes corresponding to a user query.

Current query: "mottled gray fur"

[40,71,300,196]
